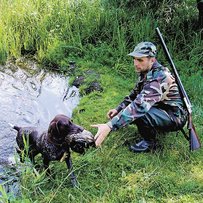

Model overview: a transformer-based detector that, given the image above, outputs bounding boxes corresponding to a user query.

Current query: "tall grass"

[0,0,157,68]
[0,0,104,62]
[0,0,202,202]
[0,184,9,203]
[0,0,200,74]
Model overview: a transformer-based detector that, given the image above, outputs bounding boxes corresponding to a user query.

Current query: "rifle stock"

[155,27,201,151]
[188,115,201,151]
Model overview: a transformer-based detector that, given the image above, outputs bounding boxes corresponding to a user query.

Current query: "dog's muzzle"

[66,130,95,154]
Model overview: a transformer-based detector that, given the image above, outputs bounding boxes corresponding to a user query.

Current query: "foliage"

[4,61,202,203]
[1,0,201,76]
[0,0,202,202]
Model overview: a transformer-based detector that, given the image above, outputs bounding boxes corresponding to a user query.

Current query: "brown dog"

[11,114,95,186]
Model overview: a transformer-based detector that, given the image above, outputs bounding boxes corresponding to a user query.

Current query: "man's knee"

[134,107,173,129]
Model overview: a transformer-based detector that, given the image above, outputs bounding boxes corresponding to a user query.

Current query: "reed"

[0,0,200,73]
[0,184,9,203]
[0,1,202,202]
[0,0,104,62]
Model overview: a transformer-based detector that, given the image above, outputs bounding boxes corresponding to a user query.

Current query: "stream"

[0,59,80,198]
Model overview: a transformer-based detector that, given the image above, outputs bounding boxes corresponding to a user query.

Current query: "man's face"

[133,57,155,73]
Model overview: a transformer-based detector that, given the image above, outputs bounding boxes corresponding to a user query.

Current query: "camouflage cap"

[128,42,157,58]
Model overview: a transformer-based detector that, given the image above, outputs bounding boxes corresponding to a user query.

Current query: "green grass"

[3,62,202,203]
[0,0,203,202]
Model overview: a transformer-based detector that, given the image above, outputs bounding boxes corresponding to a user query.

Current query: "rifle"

[156,27,201,151]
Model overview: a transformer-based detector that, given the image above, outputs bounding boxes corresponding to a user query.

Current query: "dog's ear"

[48,121,57,135]
[56,119,72,137]
[48,121,65,143]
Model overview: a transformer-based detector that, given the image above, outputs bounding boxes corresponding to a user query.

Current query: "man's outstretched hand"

[107,109,118,119]
[91,124,111,147]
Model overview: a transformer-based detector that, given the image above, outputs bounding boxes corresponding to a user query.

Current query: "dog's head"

[66,130,95,154]
[48,114,84,144]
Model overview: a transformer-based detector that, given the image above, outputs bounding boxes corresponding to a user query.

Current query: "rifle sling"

[180,128,190,141]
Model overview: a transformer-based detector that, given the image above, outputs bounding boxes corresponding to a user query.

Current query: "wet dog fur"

[11,114,95,186]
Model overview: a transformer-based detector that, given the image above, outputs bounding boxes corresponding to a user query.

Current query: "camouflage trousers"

[134,106,188,141]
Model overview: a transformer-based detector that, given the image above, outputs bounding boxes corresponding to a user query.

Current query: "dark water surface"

[0,60,79,165]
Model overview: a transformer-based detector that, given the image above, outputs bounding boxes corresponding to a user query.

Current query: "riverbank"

[1,56,201,202]
[0,1,202,202]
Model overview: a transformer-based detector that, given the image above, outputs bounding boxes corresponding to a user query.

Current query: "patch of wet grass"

[0,0,202,202]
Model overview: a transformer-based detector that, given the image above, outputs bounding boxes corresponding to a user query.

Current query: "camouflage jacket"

[108,61,184,131]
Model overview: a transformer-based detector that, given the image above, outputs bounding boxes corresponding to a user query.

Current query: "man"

[92,42,187,153]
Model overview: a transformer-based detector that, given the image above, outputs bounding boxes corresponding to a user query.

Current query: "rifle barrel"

[156,27,201,151]
[155,27,192,113]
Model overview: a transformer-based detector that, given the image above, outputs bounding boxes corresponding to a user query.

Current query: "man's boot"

[130,126,157,153]
[129,139,157,153]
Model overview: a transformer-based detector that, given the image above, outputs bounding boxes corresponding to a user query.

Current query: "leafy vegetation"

[0,0,202,202]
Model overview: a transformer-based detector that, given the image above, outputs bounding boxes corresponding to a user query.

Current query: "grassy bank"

[1,59,202,202]
[2,62,202,203]
[0,0,203,202]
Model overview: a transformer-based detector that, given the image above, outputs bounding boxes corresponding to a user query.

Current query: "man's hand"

[91,124,111,147]
[107,109,118,119]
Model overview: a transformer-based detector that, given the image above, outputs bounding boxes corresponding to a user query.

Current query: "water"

[0,59,80,165]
